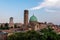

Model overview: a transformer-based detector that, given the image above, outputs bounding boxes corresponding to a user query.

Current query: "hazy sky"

[0,0,60,25]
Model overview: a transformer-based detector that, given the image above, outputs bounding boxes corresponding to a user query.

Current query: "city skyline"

[0,0,60,25]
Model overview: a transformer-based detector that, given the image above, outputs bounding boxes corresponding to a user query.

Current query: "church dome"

[30,15,38,22]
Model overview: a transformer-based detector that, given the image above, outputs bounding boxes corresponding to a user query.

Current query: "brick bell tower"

[9,17,14,28]
[24,10,29,26]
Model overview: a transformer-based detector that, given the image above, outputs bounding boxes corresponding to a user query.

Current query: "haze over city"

[0,0,60,25]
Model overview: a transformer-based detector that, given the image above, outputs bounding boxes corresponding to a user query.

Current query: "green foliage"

[0,24,4,30]
[57,34,60,40]
[40,26,59,40]
[14,24,17,28]
[0,23,9,30]
[4,23,9,29]
[25,30,40,40]
[8,26,60,40]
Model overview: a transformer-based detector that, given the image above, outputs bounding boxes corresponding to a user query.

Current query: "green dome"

[30,15,37,22]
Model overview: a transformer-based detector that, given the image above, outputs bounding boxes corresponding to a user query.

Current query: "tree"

[14,24,17,28]
[8,26,60,40]
[4,23,9,29]
[0,24,3,29]
[40,26,58,40]
[25,30,40,40]
[57,34,60,40]
[8,34,16,40]
[8,30,40,40]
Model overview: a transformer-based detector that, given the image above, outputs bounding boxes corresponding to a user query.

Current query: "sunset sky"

[0,0,60,25]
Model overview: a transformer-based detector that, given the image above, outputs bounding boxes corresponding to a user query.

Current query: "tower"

[24,10,29,26]
[9,17,13,23]
[9,17,14,28]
